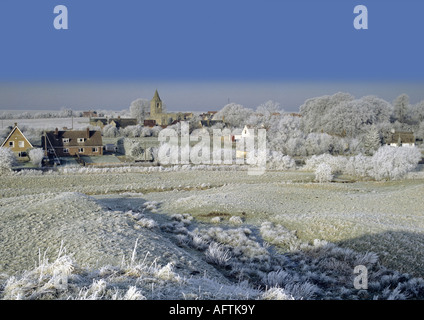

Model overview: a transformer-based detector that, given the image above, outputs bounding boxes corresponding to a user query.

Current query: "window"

[63,138,70,143]
[92,147,98,153]
[77,138,85,143]
[9,141,14,147]
[63,148,69,153]
[18,141,25,148]
[78,148,84,153]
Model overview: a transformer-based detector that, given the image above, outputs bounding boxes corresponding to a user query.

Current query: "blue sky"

[0,0,423,111]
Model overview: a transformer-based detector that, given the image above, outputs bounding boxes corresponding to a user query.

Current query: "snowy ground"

[1,168,424,299]
[1,117,90,130]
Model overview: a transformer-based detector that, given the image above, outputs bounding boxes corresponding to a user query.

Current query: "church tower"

[150,90,163,116]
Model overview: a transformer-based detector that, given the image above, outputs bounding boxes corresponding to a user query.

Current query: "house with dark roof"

[386,131,415,147]
[1,123,33,158]
[42,128,103,157]
[90,116,138,129]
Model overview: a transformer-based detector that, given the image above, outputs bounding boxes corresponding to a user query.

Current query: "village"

[1,90,422,171]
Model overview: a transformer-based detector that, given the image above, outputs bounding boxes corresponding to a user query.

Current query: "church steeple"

[153,89,161,101]
[150,89,162,116]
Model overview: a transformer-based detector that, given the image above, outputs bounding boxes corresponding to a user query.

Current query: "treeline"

[213,92,424,157]
[0,108,82,120]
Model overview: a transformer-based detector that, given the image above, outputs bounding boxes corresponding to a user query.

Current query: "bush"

[304,146,422,181]
[315,163,333,183]
[29,148,44,168]
[369,146,422,180]
[205,243,232,267]
[267,151,296,170]
[0,147,16,174]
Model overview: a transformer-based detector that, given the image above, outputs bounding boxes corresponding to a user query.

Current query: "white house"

[233,125,254,141]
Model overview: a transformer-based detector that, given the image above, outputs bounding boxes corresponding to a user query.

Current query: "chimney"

[86,127,90,138]
[55,128,59,136]
[14,122,17,127]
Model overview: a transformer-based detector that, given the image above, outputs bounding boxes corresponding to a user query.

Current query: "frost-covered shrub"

[266,151,296,170]
[284,282,321,300]
[120,286,146,300]
[229,216,243,225]
[189,233,209,251]
[78,279,107,300]
[161,221,189,235]
[205,243,232,267]
[314,163,333,183]
[0,147,16,174]
[170,213,193,226]
[304,146,422,181]
[175,234,190,247]
[304,153,347,174]
[262,269,295,288]
[154,263,181,282]
[260,222,299,249]
[29,148,44,168]
[344,154,373,178]
[197,227,270,265]
[142,201,159,211]
[136,218,158,229]
[261,287,295,300]
[369,146,422,180]
[211,217,221,224]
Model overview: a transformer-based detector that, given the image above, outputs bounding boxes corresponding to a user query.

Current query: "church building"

[145,90,192,126]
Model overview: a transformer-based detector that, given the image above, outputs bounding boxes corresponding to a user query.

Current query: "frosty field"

[1,168,424,299]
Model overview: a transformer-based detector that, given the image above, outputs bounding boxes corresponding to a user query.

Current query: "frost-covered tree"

[409,100,424,124]
[122,125,143,138]
[267,114,304,155]
[129,98,150,124]
[362,95,393,124]
[248,100,284,129]
[393,94,410,123]
[58,107,75,118]
[0,147,16,174]
[300,93,393,139]
[416,121,424,141]
[363,125,381,156]
[29,148,45,168]
[300,92,355,134]
[214,103,253,128]
[102,124,120,137]
[129,142,144,159]
[150,125,162,137]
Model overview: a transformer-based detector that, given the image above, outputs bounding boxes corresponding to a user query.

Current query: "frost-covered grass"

[1,169,424,299]
[149,212,424,300]
[3,209,424,300]
[0,243,261,300]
